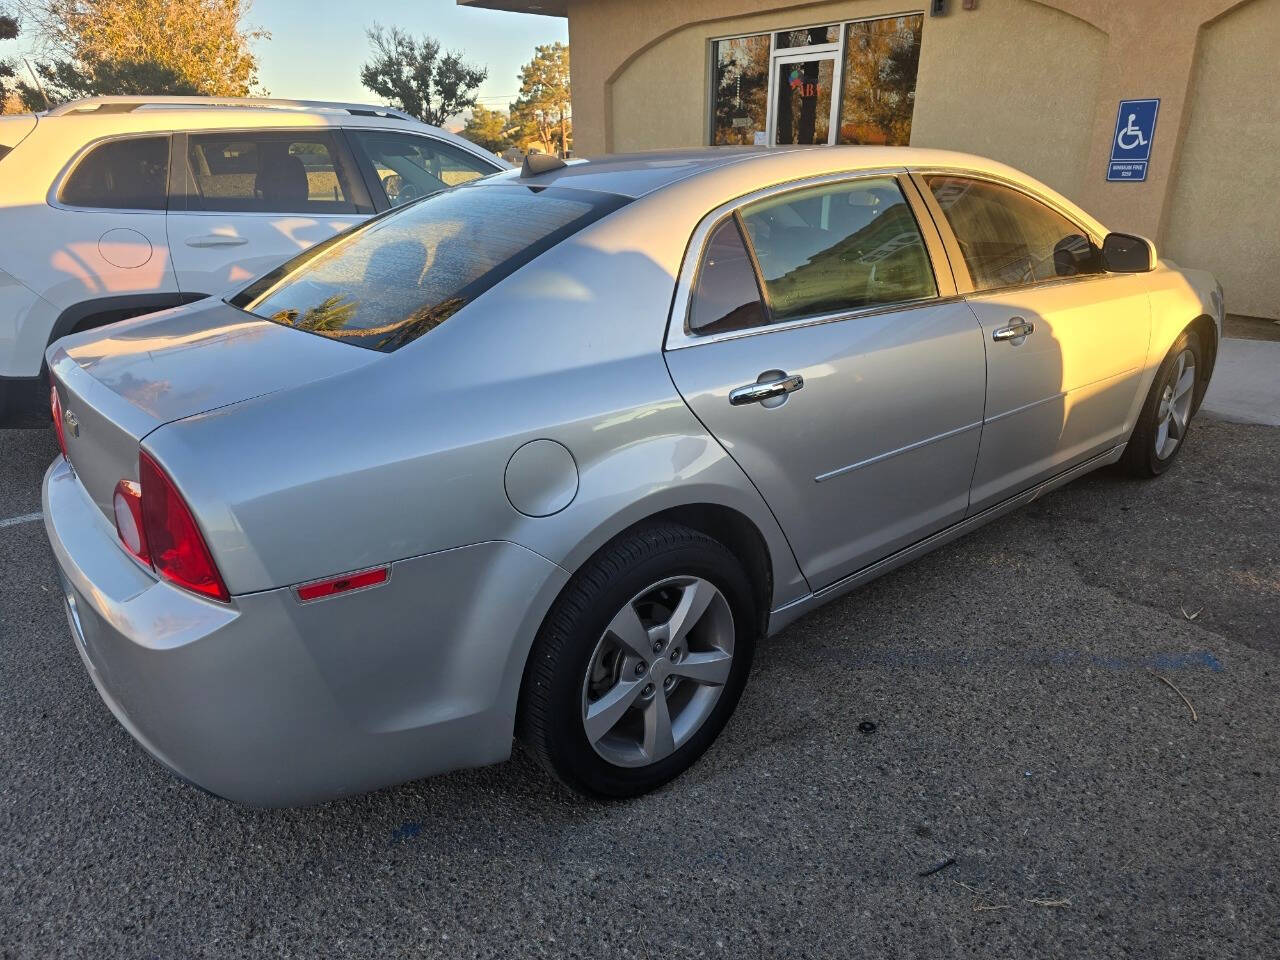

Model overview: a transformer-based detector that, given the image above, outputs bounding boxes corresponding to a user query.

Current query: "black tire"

[518,522,758,798]
[1120,328,1203,477]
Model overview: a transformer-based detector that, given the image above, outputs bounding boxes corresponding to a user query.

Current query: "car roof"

[26,97,506,167]
[482,145,1106,235]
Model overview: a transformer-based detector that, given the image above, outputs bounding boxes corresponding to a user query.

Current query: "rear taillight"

[134,451,230,602]
[112,480,149,564]
[50,385,67,458]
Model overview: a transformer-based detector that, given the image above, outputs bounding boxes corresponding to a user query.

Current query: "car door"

[41,134,180,310]
[917,174,1152,512]
[343,129,501,210]
[664,174,987,590]
[166,129,373,298]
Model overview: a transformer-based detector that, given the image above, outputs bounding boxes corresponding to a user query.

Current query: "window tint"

[350,131,497,207]
[738,177,936,322]
[230,185,628,352]
[926,176,1100,290]
[60,137,168,210]
[689,217,767,335]
[185,133,358,213]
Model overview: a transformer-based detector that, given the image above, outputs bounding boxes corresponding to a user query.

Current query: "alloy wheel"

[581,575,735,768]
[1154,348,1196,460]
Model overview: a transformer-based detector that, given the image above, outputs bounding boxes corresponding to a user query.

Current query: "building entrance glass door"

[770,53,840,145]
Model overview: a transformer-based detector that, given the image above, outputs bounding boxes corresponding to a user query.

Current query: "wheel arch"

[1187,313,1218,413]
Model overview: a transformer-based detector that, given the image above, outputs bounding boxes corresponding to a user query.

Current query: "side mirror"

[1101,232,1156,273]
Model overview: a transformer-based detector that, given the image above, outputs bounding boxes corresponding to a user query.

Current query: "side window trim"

[177,128,373,216]
[667,169,952,350]
[734,208,776,323]
[910,169,1104,296]
[50,133,172,213]
[339,127,393,214]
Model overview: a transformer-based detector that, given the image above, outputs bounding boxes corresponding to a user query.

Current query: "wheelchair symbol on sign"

[1116,114,1148,151]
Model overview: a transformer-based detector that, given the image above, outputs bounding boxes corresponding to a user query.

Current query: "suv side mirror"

[1101,233,1156,273]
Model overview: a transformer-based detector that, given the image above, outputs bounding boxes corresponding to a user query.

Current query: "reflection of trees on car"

[271,295,358,334]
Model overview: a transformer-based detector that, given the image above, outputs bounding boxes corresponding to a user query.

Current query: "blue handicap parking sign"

[1108,99,1159,182]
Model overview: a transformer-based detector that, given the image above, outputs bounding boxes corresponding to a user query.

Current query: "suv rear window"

[60,136,169,210]
[231,184,628,352]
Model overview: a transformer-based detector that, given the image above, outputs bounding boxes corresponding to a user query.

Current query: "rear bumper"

[43,456,569,807]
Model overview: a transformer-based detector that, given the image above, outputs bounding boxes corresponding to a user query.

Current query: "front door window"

[773,57,836,145]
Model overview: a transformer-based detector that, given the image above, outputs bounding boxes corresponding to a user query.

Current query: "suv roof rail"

[46,96,417,122]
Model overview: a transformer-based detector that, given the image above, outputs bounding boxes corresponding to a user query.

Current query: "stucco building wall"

[1163,0,1280,319]
[466,0,1280,318]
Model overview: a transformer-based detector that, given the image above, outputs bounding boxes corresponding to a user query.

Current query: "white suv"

[0,96,508,425]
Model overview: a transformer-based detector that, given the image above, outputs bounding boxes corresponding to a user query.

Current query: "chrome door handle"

[185,234,248,248]
[992,318,1035,342]
[729,373,804,406]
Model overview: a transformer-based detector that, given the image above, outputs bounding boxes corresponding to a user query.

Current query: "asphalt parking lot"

[2,414,1278,959]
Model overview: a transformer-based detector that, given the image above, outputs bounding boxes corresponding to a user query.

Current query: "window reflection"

[839,16,923,146]
[711,34,770,146]
[741,177,937,321]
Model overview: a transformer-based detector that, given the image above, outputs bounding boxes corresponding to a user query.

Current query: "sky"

[3,0,567,126]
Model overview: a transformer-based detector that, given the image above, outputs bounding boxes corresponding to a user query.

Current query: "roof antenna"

[521,153,567,178]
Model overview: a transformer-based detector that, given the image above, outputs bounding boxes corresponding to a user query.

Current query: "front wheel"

[518,522,757,797]
[1120,328,1202,477]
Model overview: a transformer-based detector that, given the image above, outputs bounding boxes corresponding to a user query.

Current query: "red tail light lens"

[112,479,149,564]
[50,385,67,458]
[138,451,230,602]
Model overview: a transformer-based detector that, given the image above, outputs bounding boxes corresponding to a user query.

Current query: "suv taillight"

[50,385,67,458]
[115,451,230,602]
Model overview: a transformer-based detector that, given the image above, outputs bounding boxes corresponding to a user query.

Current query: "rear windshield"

[230,183,628,352]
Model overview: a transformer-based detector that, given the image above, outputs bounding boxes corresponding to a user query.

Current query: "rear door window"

[738,177,937,323]
[688,216,767,336]
[184,132,362,213]
[231,184,628,352]
[348,131,499,207]
[59,136,169,210]
[925,176,1100,290]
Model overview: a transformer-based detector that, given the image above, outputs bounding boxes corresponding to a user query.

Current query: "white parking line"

[0,511,43,530]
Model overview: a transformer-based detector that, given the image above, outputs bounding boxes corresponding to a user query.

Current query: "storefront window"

[838,15,923,146]
[711,34,770,146]
[710,15,924,149]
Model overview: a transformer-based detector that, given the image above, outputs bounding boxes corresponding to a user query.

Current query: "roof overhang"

[456,0,567,16]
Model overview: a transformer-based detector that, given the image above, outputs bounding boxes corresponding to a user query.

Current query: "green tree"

[359,23,486,127]
[510,42,570,156]
[1,7,20,109]
[13,0,266,106]
[18,57,200,109]
[461,103,510,153]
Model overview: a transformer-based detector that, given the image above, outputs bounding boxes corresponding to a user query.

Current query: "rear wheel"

[518,522,757,797]
[1121,329,1202,477]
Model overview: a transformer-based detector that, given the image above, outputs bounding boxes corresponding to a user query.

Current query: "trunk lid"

[48,298,381,516]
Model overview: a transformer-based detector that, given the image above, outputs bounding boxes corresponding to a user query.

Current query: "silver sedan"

[43,147,1222,806]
